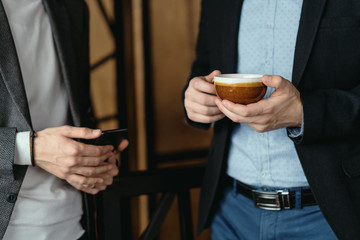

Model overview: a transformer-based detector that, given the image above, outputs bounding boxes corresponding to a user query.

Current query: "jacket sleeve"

[0,127,16,180]
[295,86,360,144]
[182,0,212,130]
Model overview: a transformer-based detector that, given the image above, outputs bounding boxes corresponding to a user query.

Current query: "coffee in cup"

[213,74,266,104]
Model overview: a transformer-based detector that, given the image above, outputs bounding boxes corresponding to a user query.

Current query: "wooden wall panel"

[87,0,118,130]
[148,0,211,239]
[149,0,213,155]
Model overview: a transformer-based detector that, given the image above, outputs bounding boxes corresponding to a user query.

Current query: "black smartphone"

[81,128,128,150]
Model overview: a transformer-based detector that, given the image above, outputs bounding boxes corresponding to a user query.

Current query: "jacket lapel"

[0,1,33,129]
[292,0,328,87]
[222,0,244,73]
[42,0,81,126]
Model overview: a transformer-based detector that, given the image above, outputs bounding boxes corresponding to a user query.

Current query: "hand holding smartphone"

[81,128,128,150]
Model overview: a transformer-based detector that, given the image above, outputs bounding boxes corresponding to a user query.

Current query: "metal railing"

[99,164,205,240]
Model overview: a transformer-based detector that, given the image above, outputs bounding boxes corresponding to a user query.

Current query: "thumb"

[204,70,221,83]
[60,126,102,139]
[262,75,287,90]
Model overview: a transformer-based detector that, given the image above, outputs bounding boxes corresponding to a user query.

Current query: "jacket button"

[6,193,17,203]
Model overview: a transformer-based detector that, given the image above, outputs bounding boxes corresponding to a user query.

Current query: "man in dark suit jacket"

[0,0,128,239]
[184,0,360,239]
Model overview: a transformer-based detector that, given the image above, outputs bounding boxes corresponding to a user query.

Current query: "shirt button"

[261,172,266,177]
[6,193,17,203]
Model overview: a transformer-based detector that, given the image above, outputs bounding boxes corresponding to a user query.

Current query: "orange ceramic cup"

[214,74,267,104]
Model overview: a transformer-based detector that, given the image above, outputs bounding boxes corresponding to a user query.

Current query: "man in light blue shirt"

[227,0,307,189]
[183,0,343,239]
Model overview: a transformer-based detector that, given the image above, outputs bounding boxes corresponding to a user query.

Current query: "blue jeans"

[211,183,338,240]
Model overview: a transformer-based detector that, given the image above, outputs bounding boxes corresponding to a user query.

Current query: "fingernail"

[263,75,271,83]
[108,166,113,170]
[223,100,229,108]
[93,129,101,135]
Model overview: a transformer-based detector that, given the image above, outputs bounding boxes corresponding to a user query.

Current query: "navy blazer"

[184,0,360,239]
[0,0,96,239]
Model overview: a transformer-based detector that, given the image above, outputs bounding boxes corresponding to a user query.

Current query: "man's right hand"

[184,70,225,123]
[33,126,117,194]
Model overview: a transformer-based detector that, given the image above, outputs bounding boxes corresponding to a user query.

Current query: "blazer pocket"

[342,153,360,178]
[320,16,360,29]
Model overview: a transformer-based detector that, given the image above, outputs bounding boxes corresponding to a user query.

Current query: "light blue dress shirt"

[226,0,309,188]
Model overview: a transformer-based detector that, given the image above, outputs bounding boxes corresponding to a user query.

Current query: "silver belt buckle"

[252,189,291,210]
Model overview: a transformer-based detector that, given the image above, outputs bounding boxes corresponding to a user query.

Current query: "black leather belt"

[227,177,317,210]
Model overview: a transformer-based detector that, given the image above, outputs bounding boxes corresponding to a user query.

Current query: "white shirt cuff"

[14,131,32,165]
[288,115,304,138]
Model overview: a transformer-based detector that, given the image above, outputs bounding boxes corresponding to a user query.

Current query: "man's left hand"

[215,75,303,132]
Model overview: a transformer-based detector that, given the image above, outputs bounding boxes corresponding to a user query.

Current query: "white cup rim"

[214,74,263,84]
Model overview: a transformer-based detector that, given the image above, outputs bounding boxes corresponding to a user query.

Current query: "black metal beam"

[96,0,115,35]
[109,165,205,198]
[178,190,194,240]
[142,0,156,170]
[112,1,132,239]
[90,52,116,71]
[140,193,176,240]
[155,149,209,162]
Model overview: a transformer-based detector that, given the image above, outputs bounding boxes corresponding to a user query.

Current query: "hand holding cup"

[215,75,303,132]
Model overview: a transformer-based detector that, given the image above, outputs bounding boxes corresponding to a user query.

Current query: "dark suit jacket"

[0,0,96,239]
[184,0,360,239]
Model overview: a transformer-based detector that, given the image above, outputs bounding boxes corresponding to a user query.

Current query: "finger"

[107,151,119,164]
[76,142,114,157]
[103,176,114,185]
[102,156,119,177]
[217,100,268,124]
[81,181,108,191]
[73,164,114,177]
[216,99,258,123]
[86,189,100,195]
[203,70,221,83]
[108,152,121,166]
[96,174,115,185]
[220,99,270,118]
[66,174,104,186]
[185,100,223,116]
[107,154,116,164]
[92,183,107,191]
[63,152,113,167]
[187,90,220,106]
[60,126,102,139]
[109,163,119,176]
[82,185,100,195]
[116,139,129,152]
[187,109,225,123]
[262,75,289,90]
[215,100,243,123]
[103,153,117,166]
[190,78,217,95]
[68,181,100,195]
